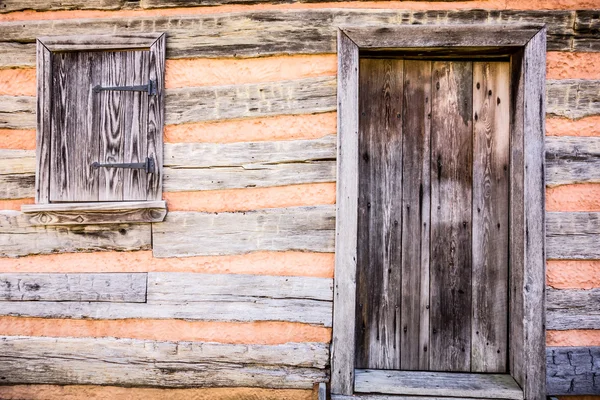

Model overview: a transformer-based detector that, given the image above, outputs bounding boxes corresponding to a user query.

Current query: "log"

[546,136,600,187]
[547,346,600,395]
[547,80,600,120]
[546,212,600,260]
[546,287,600,330]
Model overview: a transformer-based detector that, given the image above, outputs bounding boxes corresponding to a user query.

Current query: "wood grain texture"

[574,10,600,52]
[400,60,431,371]
[546,212,600,260]
[36,40,51,203]
[354,370,523,399]
[147,34,165,201]
[546,287,600,330]
[0,0,125,13]
[0,211,151,258]
[546,346,600,395]
[147,273,333,303]
[547,79,600,119]
[165,76,336,125]
[429,60,473,372]
[39,34,163,52]
[0,174,35,200]
[471,62,509,373]
[152,206,335,258]
[0,336,328,388]
[546,136,600,187]
[0,95,36,129]
[330,30,359,396]
[0,273,146,302]
[355,58,403,370]
[0,10,579,68]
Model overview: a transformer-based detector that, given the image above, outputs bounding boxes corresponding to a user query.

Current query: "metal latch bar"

[92,157,155,174]
[93,79,157,96]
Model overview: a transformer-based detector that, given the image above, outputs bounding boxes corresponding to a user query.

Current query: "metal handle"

[92,157,155,174]
[93,79,157,96]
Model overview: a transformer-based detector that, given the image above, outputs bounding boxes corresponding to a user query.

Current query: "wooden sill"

[21,201,167,226]
[354,369,524,400]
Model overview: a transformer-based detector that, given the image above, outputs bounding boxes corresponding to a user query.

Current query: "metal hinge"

[92,157,155,174]
[93,79,157,96]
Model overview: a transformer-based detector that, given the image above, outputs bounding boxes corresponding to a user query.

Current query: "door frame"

[332,24,546,398]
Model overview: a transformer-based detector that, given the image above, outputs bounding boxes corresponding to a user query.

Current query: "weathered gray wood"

[36,40,52,203]
[49,51,101,202]
[163,135,336,191]
[354,370,523,399]
[546,212,600,260]
[0,273,146,302]
[331,30,359,396]
[471,61,510,373]
[0,174,35,200]
[318,382,327,400]
[429,60,473,372]
[39,33,162,51]
[0,0,125,13]
[547,79,600,120]
[21,201,167,225]
[0,43,36,68]
[0,211,151,258]
[0,10,577,68]
[0,336,328,388]
[355,58,403,370]
[0,150,35,175]
[574,10,600,52]
[153,206,335,258]
[140,0,470,7]
[342,24,541,49]
[147,273,333,303]
[546,287,600,330]
[519,27,547,400]
[0,95,36,129]
[165,76,336,125]
[546,136,600,187]
[0,297,332,326]
[333,396,508,400]
[547,346,600,395]
[400,59,431,371]
[146,34,165,201]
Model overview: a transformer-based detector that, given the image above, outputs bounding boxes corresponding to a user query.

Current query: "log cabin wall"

[0,1,598,398]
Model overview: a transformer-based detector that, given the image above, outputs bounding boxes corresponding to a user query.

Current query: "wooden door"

[355,58,510,374]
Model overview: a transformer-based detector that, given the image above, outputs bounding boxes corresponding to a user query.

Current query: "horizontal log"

[152,206,335,258]
[0,10,581,68]
[546,287,600,330]
[0,43,36,68]
[547,80,600,120]
[0,336,328,388]
[0,149,35,175]
[546,346,600,395]
[147,273,332,303]
[0,174,35,200]
[546,212,600,260]
[573,10,600,52]
[0,0,125,13]
[0,211,152,257]
[354,370,523,399]
[0,273,146,302]
[546,136,600,186]
[3,79,599,130]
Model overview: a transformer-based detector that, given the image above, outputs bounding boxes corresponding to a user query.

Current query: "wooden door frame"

[332,24,546,398]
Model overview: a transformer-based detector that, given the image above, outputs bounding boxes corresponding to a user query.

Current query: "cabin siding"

[0,1,598,398]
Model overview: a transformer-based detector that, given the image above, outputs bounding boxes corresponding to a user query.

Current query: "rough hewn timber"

[546,136,600,186]
[0,273,146,302]
[546,346,600,395]
[0,10,579,68]
[0,0,125,13]
[0,336,328,388]
[573,10,600,52]
[0,95,36,130]
[547,80,600,120]
[0,211,152,258]
[152,206,335,258]
[546,212,600,260]
[546,287,600,330]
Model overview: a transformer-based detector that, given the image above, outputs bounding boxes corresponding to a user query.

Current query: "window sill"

[21,201,167,226]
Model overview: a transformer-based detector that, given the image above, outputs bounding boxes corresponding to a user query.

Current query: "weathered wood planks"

[0,10,582,69]
[0,0,125,13]
[2,79,600,130]
[546,212,600,260]
[354,369,523,399]
[0,273,146,302]
[0,336,328,388]
[0,211,152,257]
[546,287,600,330]
[355,58,404,370]
[546,346,600,395]
[152,206,335,258]
[546,136,600,187]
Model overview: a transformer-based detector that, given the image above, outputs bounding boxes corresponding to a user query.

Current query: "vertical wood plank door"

[49,49,151,202]
[355,58,510,374]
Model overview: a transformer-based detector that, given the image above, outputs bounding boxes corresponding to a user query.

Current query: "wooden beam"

[546,212,600,260]
[547,346,600,395]
[0,273,146,302]
[0,335,328,388]
[0,0,125,13]
[39,33,163,52]
[546,136,600,187]
[354,369,523,399]
[152,206,335,258]
[546,287,600,330]
[547,79,600,120]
